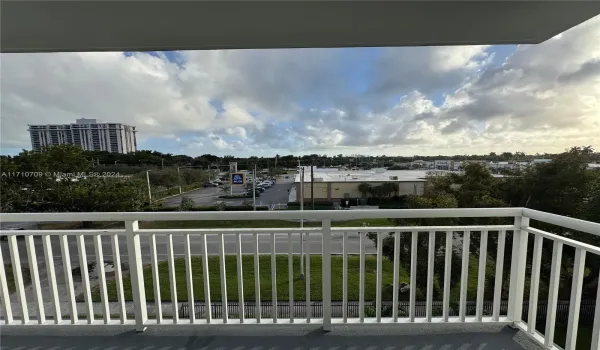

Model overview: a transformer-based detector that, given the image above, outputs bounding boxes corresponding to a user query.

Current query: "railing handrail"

[0,207,522,222]
[523,208,600,236]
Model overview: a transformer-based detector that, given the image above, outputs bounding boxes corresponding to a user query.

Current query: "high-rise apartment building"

[28,118,137,153]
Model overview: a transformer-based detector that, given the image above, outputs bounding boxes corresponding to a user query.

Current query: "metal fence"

[180,299,597,324]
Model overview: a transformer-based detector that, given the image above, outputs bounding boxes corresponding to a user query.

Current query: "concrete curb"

[157,187,202,201]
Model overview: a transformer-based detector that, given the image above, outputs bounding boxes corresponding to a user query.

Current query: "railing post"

[126,220,148,331]
[507,215,529,324]
[322,219,332,332]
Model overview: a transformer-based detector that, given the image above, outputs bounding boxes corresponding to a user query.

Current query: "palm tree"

[358,182,372,198]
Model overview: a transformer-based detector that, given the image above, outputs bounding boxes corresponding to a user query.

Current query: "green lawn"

[94,255,411,302]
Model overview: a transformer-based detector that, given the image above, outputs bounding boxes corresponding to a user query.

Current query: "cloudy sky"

[1,16,599,157]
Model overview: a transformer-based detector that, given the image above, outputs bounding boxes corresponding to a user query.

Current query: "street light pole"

[146,170,152,203]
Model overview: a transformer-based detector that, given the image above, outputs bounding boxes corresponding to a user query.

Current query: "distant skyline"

[1,16,599,157]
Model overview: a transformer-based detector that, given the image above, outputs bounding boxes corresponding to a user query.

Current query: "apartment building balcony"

[1,208,599,350]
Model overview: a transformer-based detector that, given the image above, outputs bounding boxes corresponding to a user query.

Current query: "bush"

[179,196,195,211]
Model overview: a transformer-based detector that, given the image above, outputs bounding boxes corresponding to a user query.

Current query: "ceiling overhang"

[1,1,600,53]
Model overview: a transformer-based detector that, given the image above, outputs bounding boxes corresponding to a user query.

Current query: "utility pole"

[253,164,257,211]
[177,167,182,194]
[311,159,315,210]
[161,158,164,169]
[146,170,152,203]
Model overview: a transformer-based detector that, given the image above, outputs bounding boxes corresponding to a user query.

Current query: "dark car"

[0,227,25,241]
[255,187,266,193]
[246,189,261,197]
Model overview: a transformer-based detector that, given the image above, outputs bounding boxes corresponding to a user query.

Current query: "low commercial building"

[294,168,428,202]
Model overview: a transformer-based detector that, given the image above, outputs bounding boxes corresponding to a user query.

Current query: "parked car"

[246,189,261,197]
[203,182,218,187]
[0,227,25,241]
[256,187,266,193]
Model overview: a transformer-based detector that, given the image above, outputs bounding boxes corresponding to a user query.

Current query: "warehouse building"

[294,167,429,202]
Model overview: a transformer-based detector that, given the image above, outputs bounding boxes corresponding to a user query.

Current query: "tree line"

[367,146,600,304]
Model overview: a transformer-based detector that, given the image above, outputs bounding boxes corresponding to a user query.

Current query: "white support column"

[513,216,529,322]
[508,216,529,322]
[322,219,332,331]
[125,220,148,331]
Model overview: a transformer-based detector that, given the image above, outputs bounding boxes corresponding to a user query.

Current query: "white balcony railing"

[0,208,599,350]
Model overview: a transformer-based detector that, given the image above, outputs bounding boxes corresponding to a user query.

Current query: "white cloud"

[1,16,599,156]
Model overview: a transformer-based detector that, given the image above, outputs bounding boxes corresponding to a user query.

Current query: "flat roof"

[295,169,432,183]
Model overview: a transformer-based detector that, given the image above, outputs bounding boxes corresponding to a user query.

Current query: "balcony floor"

[1,324,544,350]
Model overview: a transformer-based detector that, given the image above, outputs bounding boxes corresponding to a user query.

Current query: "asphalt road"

[1,231,377,268]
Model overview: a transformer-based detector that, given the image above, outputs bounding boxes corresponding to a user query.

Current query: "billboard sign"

[231,172,245,186]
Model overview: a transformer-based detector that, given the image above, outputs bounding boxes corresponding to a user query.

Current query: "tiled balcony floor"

[1,324,544,350]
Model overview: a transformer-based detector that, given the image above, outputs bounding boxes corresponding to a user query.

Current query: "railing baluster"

[443,231,452,322]
[60,235,77,323]
[219,234,228,323]
[237,234,245,323]
[201,233,212,323]
[476,230,488,321]
[184,234,195,323]
[0,245,13,324]
[322,219,332,331]
[565,248,586,350]
[166,233,178,324]
[393,231,401,322]
[306,231,311,323]
[528,233,543,332]
[410,231,418,322]
[426,231,435,322]
[76,235,93,323]
[544,240,563,347]
[253,233,261,323]
[492,230,506,321]
[125,220,147,331]
[459,230,470,322]
[288,232,294,323]
[111,235,126,324]
[359,231,365,322]
[93,235,109,324]
[149,234,162,323]
[376,232,383,322]
[8,236,28,324]
[591,270,600,350]
[25,235,45,324]
[271,232,277,323]
[343,231,348,323]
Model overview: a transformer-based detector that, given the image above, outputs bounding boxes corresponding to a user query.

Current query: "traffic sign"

[231,172,245,185]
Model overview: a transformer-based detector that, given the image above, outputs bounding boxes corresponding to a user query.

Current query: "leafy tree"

[358,183,371,198]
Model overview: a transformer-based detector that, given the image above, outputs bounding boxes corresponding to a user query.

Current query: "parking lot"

[162,177,294,207]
